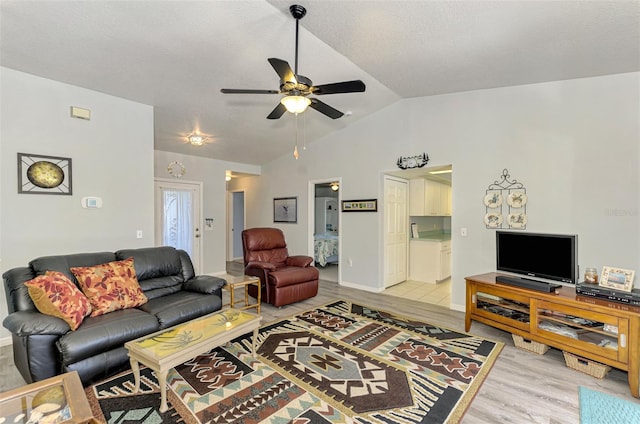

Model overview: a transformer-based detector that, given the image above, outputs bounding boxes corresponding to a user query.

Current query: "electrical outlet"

[348,258,353,267]
[136,230,143,239]
[461,227,468,237]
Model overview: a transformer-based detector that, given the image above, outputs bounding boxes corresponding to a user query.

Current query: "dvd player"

[495,275,562,293]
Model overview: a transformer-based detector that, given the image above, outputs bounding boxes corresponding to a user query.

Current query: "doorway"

[383,176,409,288]
[227,190,245,262]
[310,179,341,283]
[154,178,203,273]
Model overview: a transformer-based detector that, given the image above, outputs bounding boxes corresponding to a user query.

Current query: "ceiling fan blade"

[312,80,366,95]
[267,103,287,120]
[268,58,297,84]
[309,98,344,119]
[220,88,279,94]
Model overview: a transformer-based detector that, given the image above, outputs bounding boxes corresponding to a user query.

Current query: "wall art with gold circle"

[18,153,72,195]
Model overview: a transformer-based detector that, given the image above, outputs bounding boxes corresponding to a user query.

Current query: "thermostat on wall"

[81,197,103,208]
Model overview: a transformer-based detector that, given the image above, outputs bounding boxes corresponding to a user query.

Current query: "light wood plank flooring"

[1,264,637,423]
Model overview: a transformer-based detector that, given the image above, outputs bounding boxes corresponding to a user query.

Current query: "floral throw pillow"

[70,257,147,317]
[25,271,92,331]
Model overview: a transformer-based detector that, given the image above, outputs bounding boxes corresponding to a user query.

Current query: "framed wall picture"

[274,197,297,223]
[18,153,72,195]
[599,266,635,292]
[342,199,377,212]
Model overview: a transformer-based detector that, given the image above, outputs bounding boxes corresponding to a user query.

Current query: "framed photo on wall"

[599,266,635,292]
[342,199,377,212]
[17,153,72,195]
[274,197,297,223]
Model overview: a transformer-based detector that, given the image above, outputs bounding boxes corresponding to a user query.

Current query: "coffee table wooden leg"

[130,358,140,392]
[158,370,169,413]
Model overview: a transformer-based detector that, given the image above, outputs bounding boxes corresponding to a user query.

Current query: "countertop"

[411,231,451,242]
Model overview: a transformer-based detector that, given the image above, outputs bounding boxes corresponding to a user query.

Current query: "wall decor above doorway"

[17,152,72,195]
[342,199,377,212]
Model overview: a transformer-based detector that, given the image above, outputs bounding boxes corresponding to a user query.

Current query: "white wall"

[153,150,260,275]
[237,72,640,309]
[0,67,155,341]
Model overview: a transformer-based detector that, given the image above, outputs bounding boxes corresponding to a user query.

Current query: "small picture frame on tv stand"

[599,267,635,292]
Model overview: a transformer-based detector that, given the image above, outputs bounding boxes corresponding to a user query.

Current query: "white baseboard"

[450,302,465,312]
[0,336,12,347]
[338,280,385,293]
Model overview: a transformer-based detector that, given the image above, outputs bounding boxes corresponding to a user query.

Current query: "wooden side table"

[221,274,261,314]
[0,371,97,423]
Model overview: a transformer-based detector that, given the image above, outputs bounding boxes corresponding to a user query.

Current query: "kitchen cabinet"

[409,178,451,216]
[409,239,451,283]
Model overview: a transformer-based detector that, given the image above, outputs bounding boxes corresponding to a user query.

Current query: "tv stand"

[495,275,561,293]
[465,272,640,399]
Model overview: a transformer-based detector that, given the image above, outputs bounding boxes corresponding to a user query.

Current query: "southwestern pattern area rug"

[86,300,503,423]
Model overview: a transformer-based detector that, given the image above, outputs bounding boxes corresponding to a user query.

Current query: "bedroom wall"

[236,72,640,310]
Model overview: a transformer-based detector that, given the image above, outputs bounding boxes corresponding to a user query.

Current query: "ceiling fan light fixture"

[281,95,311,114]
[188,133,205,146]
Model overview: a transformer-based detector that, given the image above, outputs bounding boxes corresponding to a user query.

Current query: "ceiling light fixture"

[225,171,232,181]
[330,182,339,191]
[188,133,205,146]
[281,95,311,114]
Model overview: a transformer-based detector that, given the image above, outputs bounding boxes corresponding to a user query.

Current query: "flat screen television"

[496,231,578,284]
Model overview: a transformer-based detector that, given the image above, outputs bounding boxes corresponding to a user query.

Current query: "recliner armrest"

[183,275,226,294]
[246,261,277,271]
[3,311,69,336]
[286,256,314,268]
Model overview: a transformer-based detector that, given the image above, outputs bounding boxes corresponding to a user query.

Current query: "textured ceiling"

[2,1,638,165]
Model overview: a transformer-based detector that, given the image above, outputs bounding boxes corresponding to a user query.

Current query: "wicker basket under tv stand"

[465,272,640,398]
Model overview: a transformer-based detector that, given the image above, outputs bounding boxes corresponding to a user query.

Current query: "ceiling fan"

[220,4,366,120]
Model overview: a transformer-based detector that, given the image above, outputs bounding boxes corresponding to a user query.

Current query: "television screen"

[496,231,578,284]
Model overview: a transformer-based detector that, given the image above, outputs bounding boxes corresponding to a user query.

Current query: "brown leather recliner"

[242,227,319,307]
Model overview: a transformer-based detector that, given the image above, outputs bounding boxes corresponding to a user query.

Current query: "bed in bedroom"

[314,233,339,267]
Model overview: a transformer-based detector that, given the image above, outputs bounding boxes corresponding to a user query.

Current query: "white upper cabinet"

[409,178,451,216]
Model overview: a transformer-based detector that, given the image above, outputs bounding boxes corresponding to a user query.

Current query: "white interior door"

[384,176,408,287]
[226,190,245,262]
[154,179,202,273]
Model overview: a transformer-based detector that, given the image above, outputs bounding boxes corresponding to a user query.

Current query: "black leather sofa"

[3,246,225,385]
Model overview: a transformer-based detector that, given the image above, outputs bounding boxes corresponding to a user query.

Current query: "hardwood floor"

[1,264,637,423]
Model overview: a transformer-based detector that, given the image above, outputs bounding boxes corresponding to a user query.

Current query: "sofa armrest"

[246,261,277,271]
[183,275,226,294]
[3,311,69,336]
[286,256,314,268]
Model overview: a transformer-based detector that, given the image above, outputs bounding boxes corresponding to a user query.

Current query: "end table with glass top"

[221,274,261,313]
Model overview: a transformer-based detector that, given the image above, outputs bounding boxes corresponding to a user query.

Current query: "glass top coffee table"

[124,309,262,412]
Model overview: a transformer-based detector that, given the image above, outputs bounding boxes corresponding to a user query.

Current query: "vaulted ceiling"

[2,1,638,165]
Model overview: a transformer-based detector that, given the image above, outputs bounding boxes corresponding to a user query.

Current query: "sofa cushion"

[24,271,92,331]
[116,247,183,281]
[57,308,159,365]
[137,291,222,329]
[70,258,148,317]
[30,252,117,284]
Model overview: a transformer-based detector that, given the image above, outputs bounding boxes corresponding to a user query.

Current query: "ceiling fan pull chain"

[293,114,300,159]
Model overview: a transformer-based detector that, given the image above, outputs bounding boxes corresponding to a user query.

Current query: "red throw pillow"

[25,271,92,331]
[71,257,147,317]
